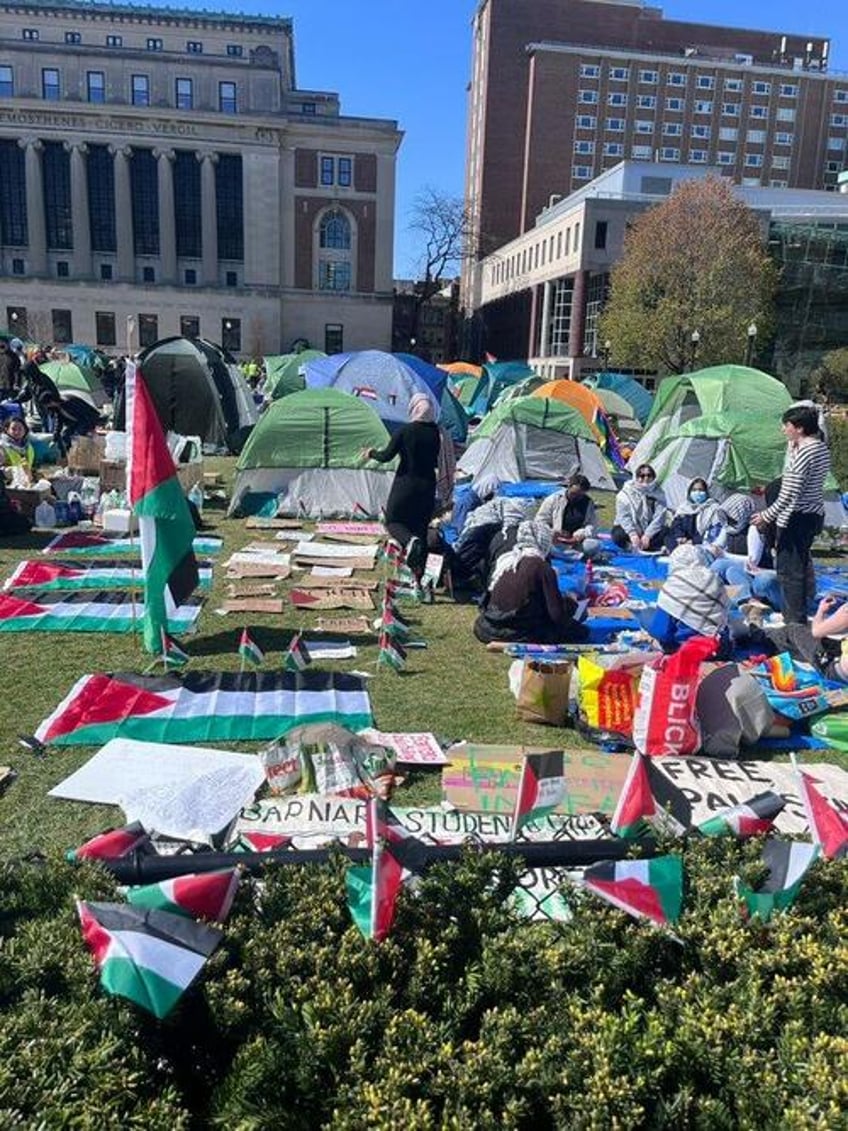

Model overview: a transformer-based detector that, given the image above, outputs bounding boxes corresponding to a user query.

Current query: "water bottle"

[54,500,70,526]
[187,482,204,514]
[80,480,99,520]
[67,491,83,525]
[34,499,56,528]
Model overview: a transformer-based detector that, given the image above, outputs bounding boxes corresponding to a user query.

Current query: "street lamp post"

[601,338,611,371]
[690,329,701,372]
[745,322,757,367]
[409,336,417,355]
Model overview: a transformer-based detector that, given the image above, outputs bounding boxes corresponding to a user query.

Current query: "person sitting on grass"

[665,477,728,553]
[611,464,669,551]
[0,417,36,483]
[536,473,598,549]
[473,520,588,645]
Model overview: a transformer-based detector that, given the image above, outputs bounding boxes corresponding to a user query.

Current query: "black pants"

[775,513,821,625]
[611,525,665,551]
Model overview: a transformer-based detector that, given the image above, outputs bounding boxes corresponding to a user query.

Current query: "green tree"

[600,177,778,374]
[810,347,848,403]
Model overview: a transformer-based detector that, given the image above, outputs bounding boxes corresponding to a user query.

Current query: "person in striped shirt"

[752,405,830,624]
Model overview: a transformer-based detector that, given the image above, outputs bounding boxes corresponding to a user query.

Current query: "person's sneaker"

[404,535,421,565]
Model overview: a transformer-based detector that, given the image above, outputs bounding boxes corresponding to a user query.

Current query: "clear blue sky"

[218,1,848,274]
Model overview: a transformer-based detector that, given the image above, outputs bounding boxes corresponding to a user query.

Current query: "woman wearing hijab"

[611,464,669,550]
[666,477,728,552]
[473,520,588,644]
[364,392,441,574]
[0,417,36,483]
[449,493,532,589]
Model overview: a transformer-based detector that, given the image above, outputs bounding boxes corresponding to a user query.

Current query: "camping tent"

[263,350,326,400]
[593,388,642,439]
[138,337,258,452]
[628,366,792,507]
[468,360,536,417]
[531,380,607,435]
[229,388,397,518]
[303,350,440,424]
[456,395,616,491]
[439,361,482,380]
[40,359,107,407]
[585,372,654,424]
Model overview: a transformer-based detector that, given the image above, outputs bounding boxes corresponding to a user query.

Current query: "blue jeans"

[710,558,782,610]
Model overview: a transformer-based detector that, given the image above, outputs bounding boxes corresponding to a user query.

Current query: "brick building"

[0,0,402,355]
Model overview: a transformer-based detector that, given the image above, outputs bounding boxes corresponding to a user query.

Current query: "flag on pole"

[511,751,566,839]
[283,632,311,672]
[378,635,407,672]
[697,791,786,838]
[160,628,190,669]
[126,361,199,653]
[735,840,819,922]
[238,628,265,668]
[347,799,426,941]
[126,869,240,924]
[610,751,692,838]
[793,759,848,859]
[379,606,410,641]
[583,856,683,928]
[67,821,150,863]
[77,900,222,1018]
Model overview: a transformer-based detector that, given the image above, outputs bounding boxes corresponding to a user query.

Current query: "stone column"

[568,269,589,359]
[279,143,295,288]
[539,279,553,359]
[18,138,46,275]
[110,144,134,282]
[65,141,91,277]
[197,150,219,286]
[154,147,176,283]
[527,283,539,358]
[374,152,396,293]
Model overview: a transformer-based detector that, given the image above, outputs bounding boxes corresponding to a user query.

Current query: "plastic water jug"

[34,499,56,528]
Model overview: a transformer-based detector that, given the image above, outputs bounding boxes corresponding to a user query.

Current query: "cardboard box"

[6,486,51,519]
[99,459,127,493]
[68,434,106,473]
[102,508,137,534]
[176,460,203,492]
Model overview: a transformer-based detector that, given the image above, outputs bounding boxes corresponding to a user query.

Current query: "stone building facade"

[0,1,402,356]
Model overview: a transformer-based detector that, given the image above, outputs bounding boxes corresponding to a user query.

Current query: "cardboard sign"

[316,616,374,636]
[246,517,304,529]
[295,577,379,591]
[225,552,291,579]
[290,587,375,610]
[221,598,285,615]
[316,522,386,537]
[358,729,447,765]
[227,582,280,598]
[234,794,606,847]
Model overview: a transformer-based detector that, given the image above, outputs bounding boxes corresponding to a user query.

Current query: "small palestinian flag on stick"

[735,839,818,922]
[378,634,406,672]
[347,799,426,941]
[610,751,692,839]
[583,856,683,928]
[67,821,150,863]
[282,631,311,672]
[77,900,222,1019]
[378,539,403,566]
[510,751,565,840]
[126,869,240,924]
[352,501,370,520]
[238,627,265,671]
[697,791,786,838]
[161,627,189,670]
[792,755,848,859]
[380,605,410,641]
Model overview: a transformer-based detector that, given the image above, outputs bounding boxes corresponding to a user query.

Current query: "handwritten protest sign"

[358,729,447,765]
[316,522,386,537]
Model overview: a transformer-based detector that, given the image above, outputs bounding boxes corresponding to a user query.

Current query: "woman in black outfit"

[365,392,441,575]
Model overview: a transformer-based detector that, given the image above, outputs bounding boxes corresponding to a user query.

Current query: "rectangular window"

[42,68,60,101]
[337,156,352,187]
[576,115,596,129]
[776,108,796,122]
[180,315,200,337]
[635,120,654,134]
[225,270,238,287]
[745,153,764,167]
[747,130,766,144]
[772,155,790,169]
[660,147,680,161]
[186,40,203,54]
[603,142,624,156]
[780,83,798,97]
[142,266,155,282]
[722,103,740,116]
[216,154,243,261]
[325,323,343,354]
[666,97,684,111]
[130,148,159,256]
[750,105,768,119]
[174,150,201,258]
[608,92,628,106]
[580,64,600,78]
[301,102,316,115]
[719,127,738,141]
[831,114,848,127]
[320,155,334,185]
[222,318,241,352]
[609,67,629,81]
[43,141,72,249]
[663,122,682,136]
[717,151,735,165]
[827,136,844,150]
[667,72,686,86]
[184,268,197,285]
[742,176,762,187]
[218,81,237,113]
[574,140,595,154]
[146,38,163,51]
[175,77,193,110]
[131,74,149,106]
[87,71,105,104]
[56,260,69,277]
[691,124,711,139]
[770,179,788,188]
[752,81,771,95]
[573,165,592,180]
[578,90,598,104]
[226,44,243,57]
[774,132,794,146]
[87,144,116,252]
[636,94,656,108]
[694,100,713,114]
[835,90,848,103]
[0,65,12,96]
[631,144,653,159]
[96,312,116,346]
[138,314,158,348]
[605,118,625,132]
[64,31,81,44]
[640,69,659,84]
[99,263,112,280]
[52,309,72,344]
[11,258,23,275]
[22,28,38,40]
[106,34,122,47]
[689,149,708,163]
[697,76,715,89]
[594,220,608,249]
[826,160,841,173]
[724,78,743,92]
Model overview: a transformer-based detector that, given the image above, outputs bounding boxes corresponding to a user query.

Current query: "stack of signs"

[291,541,379,571]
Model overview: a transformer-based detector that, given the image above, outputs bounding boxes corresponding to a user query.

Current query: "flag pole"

[240,626,246,675]
[509,758,528,843]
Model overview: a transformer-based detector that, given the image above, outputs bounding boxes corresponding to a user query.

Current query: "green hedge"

[830,417,848,492]
[2,844,848,1128]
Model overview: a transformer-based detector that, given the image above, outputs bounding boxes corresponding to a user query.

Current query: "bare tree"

[406,188,475,344]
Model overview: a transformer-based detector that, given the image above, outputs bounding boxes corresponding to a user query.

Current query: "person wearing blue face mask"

[666,478,729,552]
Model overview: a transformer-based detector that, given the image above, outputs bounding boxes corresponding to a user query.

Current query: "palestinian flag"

[511,751,566,839]
[36,670,373,747]
[77,900,222,1019]
[235,831,291,853]
[126,869,240,924]
[378,636,407,672]
[794,763,848,859]
[4,559,213,593]
[0,590,201,634]
[379,608,410,642]
[610,751,692,839]
[160,630,189,670]
[583,856,683,927]
[126,361,200,653]
[283,633,311,672]
[697,791,786,838]
[348,798,427,942]
[735,840,819,922]
[238,628,265,668]
[68,821,149,863]
[378,540,403,565]
[43,530,221,557]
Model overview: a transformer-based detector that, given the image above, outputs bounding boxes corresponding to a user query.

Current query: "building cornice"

[0,0,289,34]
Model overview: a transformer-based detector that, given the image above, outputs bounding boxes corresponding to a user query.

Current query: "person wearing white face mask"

[666,477,728,553]
[611,464,669,551]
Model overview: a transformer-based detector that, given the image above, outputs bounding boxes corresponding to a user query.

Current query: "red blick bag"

[633,636,718,757]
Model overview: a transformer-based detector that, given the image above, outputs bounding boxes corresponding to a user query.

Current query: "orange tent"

[531,380,606,434]
[439,361,483,379]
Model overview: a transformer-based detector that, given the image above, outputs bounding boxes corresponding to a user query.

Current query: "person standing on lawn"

[752,404,830,624]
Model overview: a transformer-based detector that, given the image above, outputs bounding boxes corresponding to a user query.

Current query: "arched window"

[319,209,351,250]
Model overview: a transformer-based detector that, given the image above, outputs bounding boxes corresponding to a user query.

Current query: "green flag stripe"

[100,957,188,1019]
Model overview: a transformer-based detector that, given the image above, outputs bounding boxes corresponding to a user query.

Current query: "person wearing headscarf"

[0,416,36,482]
[536,474,598,545]
[364,391,441,575]
[611,464,669,550]
[665,477,728,552]
[639,544,731,656]
[449,493,532,589]
[473,520,588,644]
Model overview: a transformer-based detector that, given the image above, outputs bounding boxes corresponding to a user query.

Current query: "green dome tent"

[263,350,326,400]
[229,388,397,518]
[628,366,792,507]
[40,359,107,406]
[456,395,616,491]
